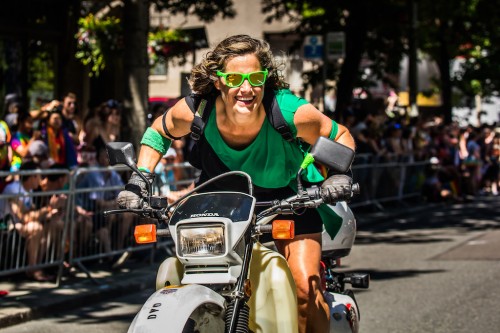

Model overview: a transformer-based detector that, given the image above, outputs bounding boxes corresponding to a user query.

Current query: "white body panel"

[322,202,356,254]
[325,291,359,333]
[128,284,225,333]
[247,242,299,333]
[152,243,298,333]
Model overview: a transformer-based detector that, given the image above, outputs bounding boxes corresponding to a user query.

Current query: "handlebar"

[256,182,360,219]
[105,182,360,227]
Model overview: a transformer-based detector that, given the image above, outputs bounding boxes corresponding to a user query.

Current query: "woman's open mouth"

[235,96,255,106]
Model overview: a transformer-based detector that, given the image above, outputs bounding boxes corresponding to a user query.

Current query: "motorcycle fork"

[226,232,254,333]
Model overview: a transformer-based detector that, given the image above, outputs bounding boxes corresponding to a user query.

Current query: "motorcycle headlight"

[177,224,225,257]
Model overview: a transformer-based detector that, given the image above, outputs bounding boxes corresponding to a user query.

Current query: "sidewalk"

[0,257,158,329]
[0,200,439,330]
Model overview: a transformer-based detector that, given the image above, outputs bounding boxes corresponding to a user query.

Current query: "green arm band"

[140,127,171,156]
[329,120,339,140]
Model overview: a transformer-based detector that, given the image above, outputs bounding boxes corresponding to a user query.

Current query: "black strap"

[187,93,216,141]
[262,89,294,142]
[161,108,183,140]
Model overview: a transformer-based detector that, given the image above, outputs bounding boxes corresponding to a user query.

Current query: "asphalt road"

[2,196,500,333]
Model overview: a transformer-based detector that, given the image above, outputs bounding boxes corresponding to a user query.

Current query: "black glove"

[117,171,155,209]
[320,174,354,204]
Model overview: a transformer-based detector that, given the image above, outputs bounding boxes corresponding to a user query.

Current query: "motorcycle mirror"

[309,137,355,173]
[105,142,152,198]
[105,142,137,167]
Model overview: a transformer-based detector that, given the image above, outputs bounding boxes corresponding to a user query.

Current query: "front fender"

[128,284,225,333]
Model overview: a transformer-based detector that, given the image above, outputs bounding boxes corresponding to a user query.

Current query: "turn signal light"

[134,224,157,244]
[272,220,295,240]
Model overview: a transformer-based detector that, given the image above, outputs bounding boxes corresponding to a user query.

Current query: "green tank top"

[204,89,338,189]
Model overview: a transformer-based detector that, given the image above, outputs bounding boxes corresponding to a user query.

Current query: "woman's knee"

[18,221,44,237]
[295,272,322,306]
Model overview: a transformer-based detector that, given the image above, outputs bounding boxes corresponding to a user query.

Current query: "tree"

[264,0,500,125]
[78,0,235,147]
[263,0,408,120]
[418,0,500,123]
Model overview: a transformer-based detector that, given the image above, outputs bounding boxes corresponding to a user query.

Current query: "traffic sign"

[303,35,324,60]
[326,32,345,60]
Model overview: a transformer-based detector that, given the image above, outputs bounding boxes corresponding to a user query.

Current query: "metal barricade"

[351,154,429,209]
[65,164,197,282]
[0,157,430,281]
[0,168,71,278]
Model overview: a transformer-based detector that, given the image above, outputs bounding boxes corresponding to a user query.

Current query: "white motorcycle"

[105,137,369,333]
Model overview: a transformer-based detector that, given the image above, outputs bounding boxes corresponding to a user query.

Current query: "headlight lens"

[178,224,225,257]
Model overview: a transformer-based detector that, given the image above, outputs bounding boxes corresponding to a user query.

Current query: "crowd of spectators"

[0,92,194,281]
[343,99,500,202]
[1,91,499,281]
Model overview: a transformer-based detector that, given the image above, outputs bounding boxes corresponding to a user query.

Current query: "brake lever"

[104,207,166,220]
[103,208,144,217]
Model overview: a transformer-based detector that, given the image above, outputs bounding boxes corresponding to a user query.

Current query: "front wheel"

[182,303,225,333]
[182,318,196,333]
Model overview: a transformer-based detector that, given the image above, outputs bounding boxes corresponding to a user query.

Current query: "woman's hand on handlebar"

[320,174,358,203]
[117,171,155,209]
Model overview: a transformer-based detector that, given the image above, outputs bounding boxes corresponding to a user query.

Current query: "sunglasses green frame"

[216,69,268,88]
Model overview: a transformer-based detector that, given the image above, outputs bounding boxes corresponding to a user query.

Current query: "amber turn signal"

[272,220,295,240]
[134,224,157,244]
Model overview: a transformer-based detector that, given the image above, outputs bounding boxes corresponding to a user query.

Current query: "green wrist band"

[140,127,172,156]
[138,167,151,173]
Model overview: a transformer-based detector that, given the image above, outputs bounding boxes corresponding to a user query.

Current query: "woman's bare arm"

[294,103,355,150]
[137,98,194,172]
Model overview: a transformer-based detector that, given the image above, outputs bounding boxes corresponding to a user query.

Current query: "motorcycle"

[105,137,369,333]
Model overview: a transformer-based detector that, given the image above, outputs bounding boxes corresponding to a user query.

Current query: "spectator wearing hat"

[2,93,23,131]
[28,140,54,169]
[154,148,178,196]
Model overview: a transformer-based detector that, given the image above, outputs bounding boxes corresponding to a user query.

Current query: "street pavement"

[0,198,448,330]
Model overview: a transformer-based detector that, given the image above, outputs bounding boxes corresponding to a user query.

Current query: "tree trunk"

[123,0,149,149]
[437,22,452,124]
[335,8,367,122]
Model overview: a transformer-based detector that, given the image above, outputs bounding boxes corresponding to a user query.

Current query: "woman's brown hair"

[188,34,289,95]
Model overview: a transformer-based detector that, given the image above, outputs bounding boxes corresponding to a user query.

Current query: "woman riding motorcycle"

[117,34,356,333]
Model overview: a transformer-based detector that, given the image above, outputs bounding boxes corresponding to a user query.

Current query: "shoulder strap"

[161,108,183,140]
[263,89,294,142]
[186,93,216,141]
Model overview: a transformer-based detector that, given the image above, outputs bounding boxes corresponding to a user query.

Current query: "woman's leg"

[276,233,329,333]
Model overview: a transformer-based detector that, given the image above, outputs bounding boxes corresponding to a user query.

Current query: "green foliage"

[152,0,236,22]
[28,45,56,109]
[75,14,123,77]
[418,0,500,99]
[29,49,55,93]
[148,28,192,67]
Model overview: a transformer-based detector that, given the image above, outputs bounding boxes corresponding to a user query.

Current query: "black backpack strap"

[263,89,294,142]
[161,108,183,140]
[186,93,216,141]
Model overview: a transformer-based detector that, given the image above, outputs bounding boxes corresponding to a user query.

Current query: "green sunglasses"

[216,69,268,88]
